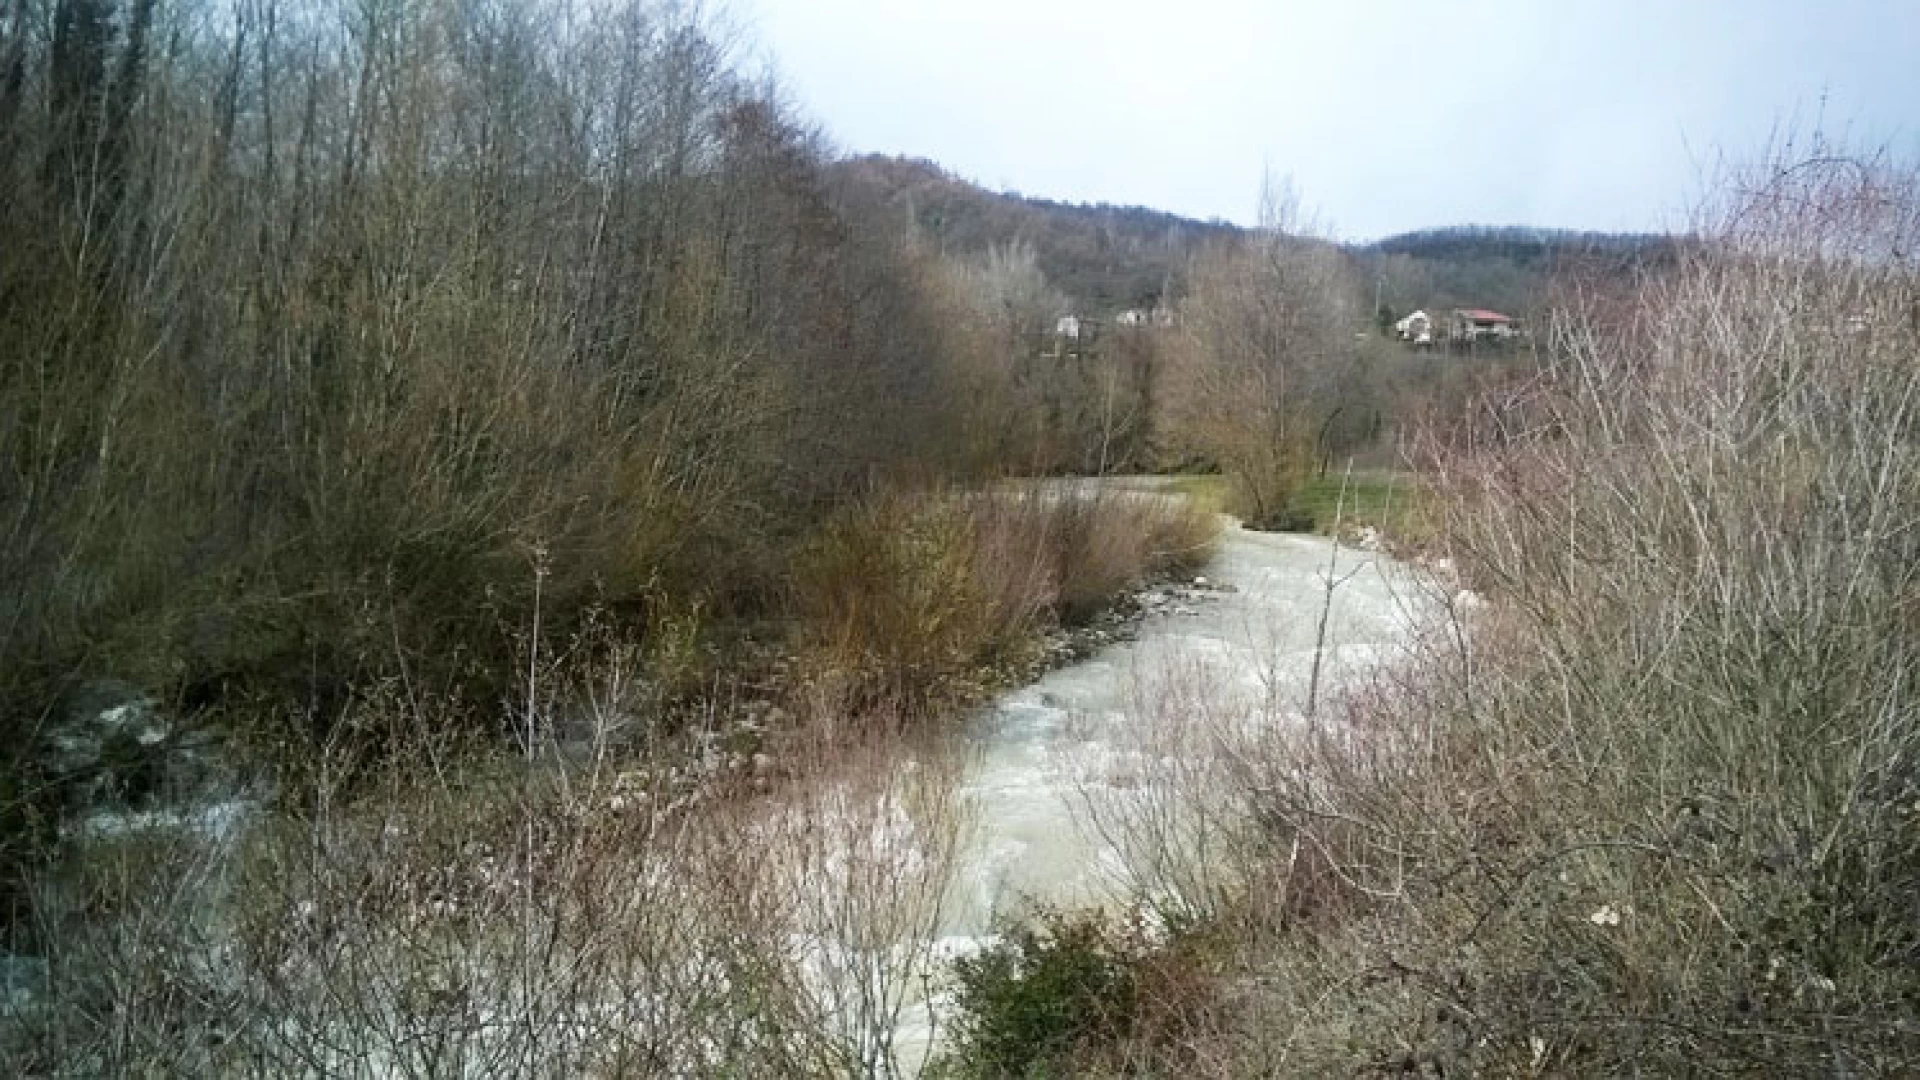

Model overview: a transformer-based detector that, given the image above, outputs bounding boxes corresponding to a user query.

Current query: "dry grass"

[7,467,1218,1073]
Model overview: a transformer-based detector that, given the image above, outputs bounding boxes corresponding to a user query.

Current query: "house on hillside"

[1451,308,1519,343]
[1114,306,1176,329]
[1050,314,1103,359]
[1394,309,1433,346]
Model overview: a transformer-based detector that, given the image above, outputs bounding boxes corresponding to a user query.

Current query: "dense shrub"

[0,0,1043,954]
[940,909,1218,1078]
[4,685,969,1077]
[1333,150,1920,1076]
[944,911,1143,1077]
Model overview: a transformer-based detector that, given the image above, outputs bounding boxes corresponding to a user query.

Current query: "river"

[890,508,1435,1073]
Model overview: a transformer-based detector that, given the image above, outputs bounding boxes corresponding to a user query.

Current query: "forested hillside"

[829,154,1242,313]
[1360,224,1680,321]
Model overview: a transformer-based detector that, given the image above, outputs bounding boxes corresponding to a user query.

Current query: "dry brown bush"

[791,484,1218,712]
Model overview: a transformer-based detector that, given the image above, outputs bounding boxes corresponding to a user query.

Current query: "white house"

[1394,309,1433,345]
[1055,315,1083,339]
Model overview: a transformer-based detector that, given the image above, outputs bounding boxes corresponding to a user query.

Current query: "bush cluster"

[940,909,1217,1078]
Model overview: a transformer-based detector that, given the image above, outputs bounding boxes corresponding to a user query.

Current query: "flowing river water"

[890,505,1437,1073]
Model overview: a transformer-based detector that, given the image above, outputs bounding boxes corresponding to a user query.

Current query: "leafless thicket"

[0,0,1063,976]
[0,0,972,780]
[1050,149,1920,1075]
[1,2,1228,1072]
[915,238,1165,476]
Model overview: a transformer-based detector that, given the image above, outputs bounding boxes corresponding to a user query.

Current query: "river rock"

[40,679,177,803]
[0,953,48,1011]
[41,678,232,811]
[42,679,161,770]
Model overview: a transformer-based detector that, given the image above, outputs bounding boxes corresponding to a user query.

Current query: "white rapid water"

[891,515,1435,1072]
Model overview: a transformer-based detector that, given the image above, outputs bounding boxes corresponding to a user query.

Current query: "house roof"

[1457,309,1513,323]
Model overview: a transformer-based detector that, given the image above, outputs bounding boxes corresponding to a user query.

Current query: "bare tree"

[1166,175,1360,525]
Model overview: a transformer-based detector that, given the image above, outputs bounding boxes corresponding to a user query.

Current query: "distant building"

[1451,308,1519,343]
[1394,309,1434,346]
[1055,315,1084,339]
[1114,306,1176,329]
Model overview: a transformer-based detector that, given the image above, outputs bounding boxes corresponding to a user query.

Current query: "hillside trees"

[922,237,1174,476]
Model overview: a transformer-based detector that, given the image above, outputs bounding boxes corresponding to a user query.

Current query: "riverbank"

[894,517,1437,1073]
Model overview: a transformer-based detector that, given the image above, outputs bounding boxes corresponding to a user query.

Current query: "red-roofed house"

[1451,308,1519,343]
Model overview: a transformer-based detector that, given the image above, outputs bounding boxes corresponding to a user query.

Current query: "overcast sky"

[746,0,1920,239]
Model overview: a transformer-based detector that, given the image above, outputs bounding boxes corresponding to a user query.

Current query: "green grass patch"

[1161,470,1433,543]
[1159,474,1230,515]
[1285,469,1430,540]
